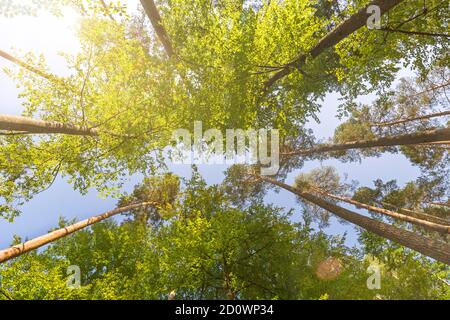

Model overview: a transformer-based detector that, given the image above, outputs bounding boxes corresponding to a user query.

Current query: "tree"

[283,127,450,157]
[117,173,180,225]
[0,201,156,263]
[257,175,450,264]
[0,18,173,219]
[139,0,174,57]
[353,176,450,239]
[0,114,98,136]
[294,167,450,234]
[1,0,449,300]
[265,0,405,88]
[1,170,448,300]
[1,0,448,219]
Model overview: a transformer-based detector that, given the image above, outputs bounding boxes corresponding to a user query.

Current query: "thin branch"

[0,288,13,300]
[0,49,62,83]
[409,80,450,97]
[380,27,450,38]
[99,0,117,22]
[369,110,450,127]
[265,0,405,89]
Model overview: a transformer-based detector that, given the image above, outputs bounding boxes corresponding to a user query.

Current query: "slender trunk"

[416,141,450,145]
[140,0,174,57]
[425,201,450,209]
[380,27,450,38]
[0,114,98,136]
[370,110,450,127]
[310,187,450,234]
[266,0,405,88]
[259,176,450,265]
[409,80,450,97]
[0,50,103,121]
[282,127,450,156]
[0,202,156,264]
[379,201,450,226]
[0,49,60,82]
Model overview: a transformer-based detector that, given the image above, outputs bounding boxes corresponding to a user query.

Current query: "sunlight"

[0,8,81,74]
[0,0,448,304]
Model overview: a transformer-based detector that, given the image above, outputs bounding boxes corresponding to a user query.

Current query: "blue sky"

[0,4,421,249]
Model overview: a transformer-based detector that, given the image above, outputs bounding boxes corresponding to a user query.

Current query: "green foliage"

[1,0,449,300]
[0,250,90,300]
[3,0,448,218]
[118,173,180,224]
[359,231,449,299]
[3,171,448,300]
[0,0,128,18]
[294,166,352,227]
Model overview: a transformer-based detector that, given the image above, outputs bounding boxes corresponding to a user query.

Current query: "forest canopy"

[0,0,449,300]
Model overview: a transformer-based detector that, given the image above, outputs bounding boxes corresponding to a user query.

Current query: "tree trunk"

[259,176,450,265]
[425,201,450,209]
[0,49,59,82]
[283,127,450,156]
[409,80,450,97]
[379,201,450,226]
[379,27,450,38]
[0,202,156,264]
[370,110,450,127]
[140,0,174,57]
[266,0,405,88]
[310,187,450,234]
[0,114,98,136]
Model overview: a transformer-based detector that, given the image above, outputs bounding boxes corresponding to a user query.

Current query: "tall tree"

[0,114,98,136]
[257,175,450,264]
[0,201,156,264]
[265,0,405,88]
[353,176,450,238]
[283,127,450,157]
[293,167,449,233]
[1,170,448,300]
[139,0,174,57]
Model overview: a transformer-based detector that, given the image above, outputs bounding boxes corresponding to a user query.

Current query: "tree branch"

[140,0,174,57]
[0,201,158,264]
[380,27,450,38]
[265,0,405,89]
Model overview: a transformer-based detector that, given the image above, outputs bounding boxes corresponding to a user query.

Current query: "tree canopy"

[0,0,449,300]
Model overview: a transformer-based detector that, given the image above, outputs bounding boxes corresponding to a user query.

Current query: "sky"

[0,2,421,249]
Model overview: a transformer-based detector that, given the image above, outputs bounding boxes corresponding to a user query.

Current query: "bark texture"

[283,128,450,157]
[0,202,157,264]
[140,0,174,57]
[259,176,450,265]
[0,114,98,136]
[310,187,450,234]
